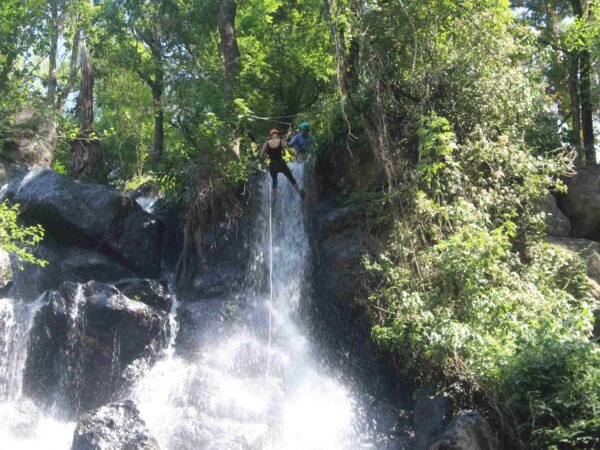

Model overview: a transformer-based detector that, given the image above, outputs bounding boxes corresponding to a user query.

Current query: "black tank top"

[266,141,284,161]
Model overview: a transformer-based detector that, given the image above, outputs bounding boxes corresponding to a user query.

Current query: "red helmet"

[268,128,281,137]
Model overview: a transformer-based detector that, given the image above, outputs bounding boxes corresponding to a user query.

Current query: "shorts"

[269,159,296,189]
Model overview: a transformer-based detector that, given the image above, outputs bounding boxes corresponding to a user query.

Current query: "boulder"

[413,387,449,449]
[429,410,499,450]
[556,166,600,240]
[114,278,172,311]
[71,400,160,450]
[542,193,571,237]
[23,281,168,413]
[182,264,246,301]
[6,169,164,278]
[9,241,135,302]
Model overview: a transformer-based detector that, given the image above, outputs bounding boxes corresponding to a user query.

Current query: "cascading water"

[0,163,411,449]
[132,163,409,449]
[0,296,75,449]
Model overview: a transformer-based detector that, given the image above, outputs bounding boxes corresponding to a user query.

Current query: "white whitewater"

[132,164,390,449]
[0,297,75,450]
[0,164,403,449]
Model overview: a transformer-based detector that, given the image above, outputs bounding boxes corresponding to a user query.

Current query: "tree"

[513,0,597,163]
[70,42,105,182]
[0,201,46,270]
[99,0,172,170]
[218,0,240,104]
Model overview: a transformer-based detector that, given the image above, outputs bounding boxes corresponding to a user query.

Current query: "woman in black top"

[260,128,306,202]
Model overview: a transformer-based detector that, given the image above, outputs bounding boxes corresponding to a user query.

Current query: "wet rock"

[413,386,449,449]
[24,281,168,413]
[5,169,164,278]
[542,193,571,237]
[556,166,600,240]
[9,241,135,302]
[71,400,160,450]
[183,264,246,301]
[313,198,366,310]
[429,410,499,450]
[114,278,172,312]
[0,249,11,291]
[315,141,385,191]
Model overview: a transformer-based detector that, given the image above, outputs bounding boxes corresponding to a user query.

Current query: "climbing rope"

[266,187,274,388]
[262,186,274,449]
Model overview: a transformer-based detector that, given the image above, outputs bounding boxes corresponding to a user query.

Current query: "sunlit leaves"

[0,201,46,270]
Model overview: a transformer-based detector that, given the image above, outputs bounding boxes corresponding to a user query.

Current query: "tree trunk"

[70,43,105,182]
[571,0,596,164]
[151,71,164,171]
[580,48,595,164]
[47,2,59,106]
[57,29,81,113]
[568,54,582,153]
[0,52,16,89]
[218,0,240,103]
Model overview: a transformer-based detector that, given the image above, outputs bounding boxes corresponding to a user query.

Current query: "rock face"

[9,241,135,301]
[6,169,164,279]
[185,263,246,300]
[542,193,571,237]
[413,388,449,449]
[429,410,499,450]
[23,281,168,413]
[312,196,366,311]
[316,142,385,191]
[71,400,160,450]
[556,166,600,240]
[114,278,172,311]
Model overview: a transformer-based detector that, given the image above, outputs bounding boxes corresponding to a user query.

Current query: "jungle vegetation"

[1,0,599,447]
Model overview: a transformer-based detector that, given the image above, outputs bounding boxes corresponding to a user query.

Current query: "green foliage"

[501,333,600,449]
[366,114,595,447]
[0,201,46,270]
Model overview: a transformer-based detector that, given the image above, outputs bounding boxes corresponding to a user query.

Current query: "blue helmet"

[299,121,310,131]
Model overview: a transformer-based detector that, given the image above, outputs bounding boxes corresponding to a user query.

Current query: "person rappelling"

[287,121,316,161]
[259,128,306,204]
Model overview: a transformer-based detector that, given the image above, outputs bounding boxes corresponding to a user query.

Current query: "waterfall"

[0,296,76,449]
[0,163,409,449]
[132,163,405,449]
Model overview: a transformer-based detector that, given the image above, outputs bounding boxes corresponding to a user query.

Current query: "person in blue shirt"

[287,121,316,161]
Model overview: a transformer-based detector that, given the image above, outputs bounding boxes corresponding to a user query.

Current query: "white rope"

[263,186,274,449]
[250,114,293,126]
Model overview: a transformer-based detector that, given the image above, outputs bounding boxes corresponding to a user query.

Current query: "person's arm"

[287,134,299,149]
[259,142,268,159]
